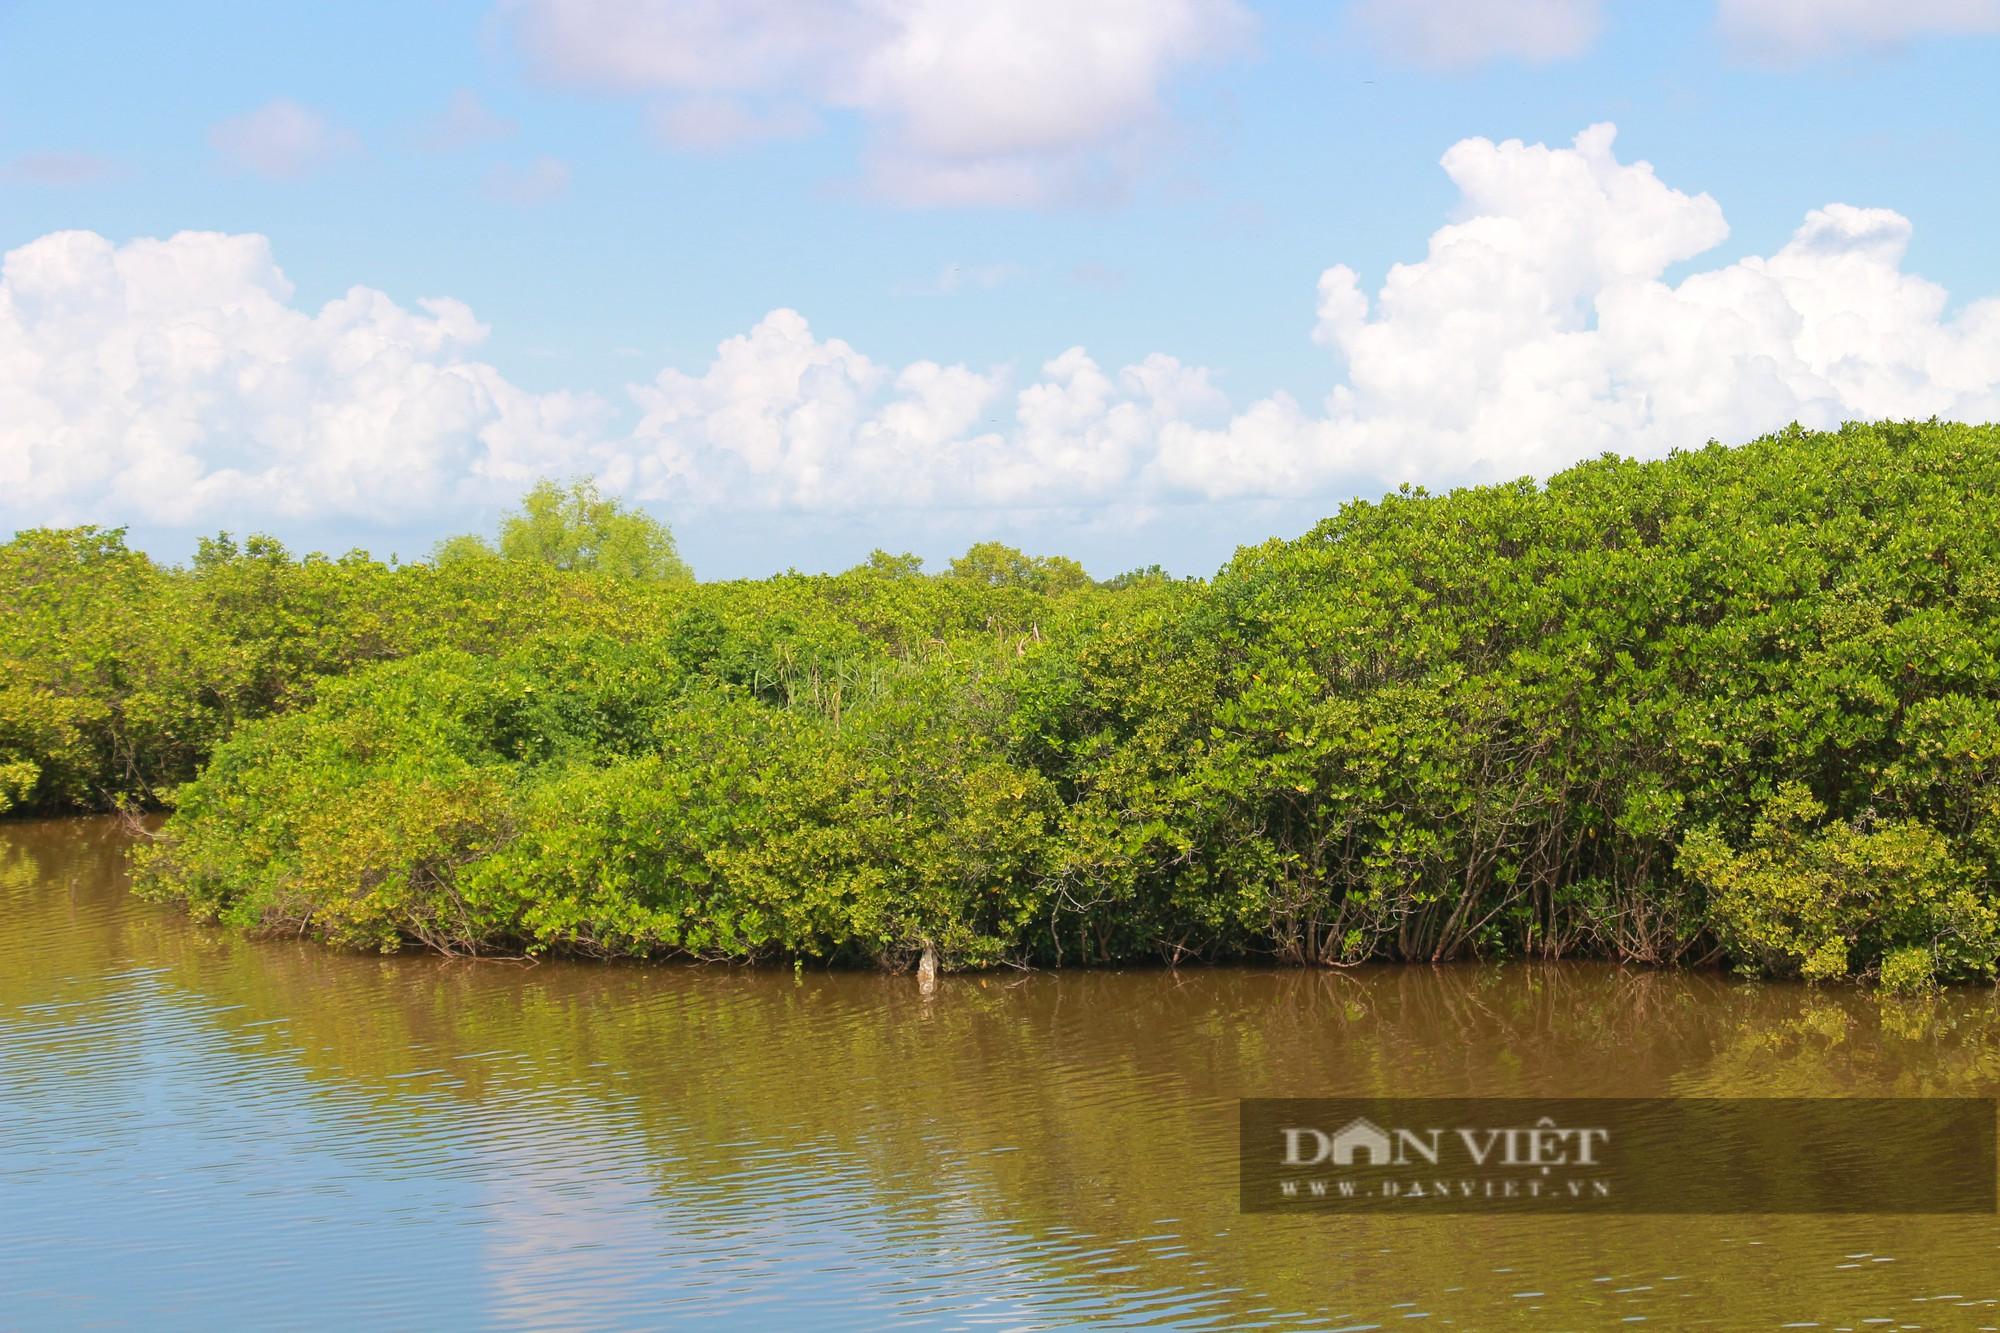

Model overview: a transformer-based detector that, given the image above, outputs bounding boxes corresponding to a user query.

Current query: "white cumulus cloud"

[614,310,1227,510]
[1152,124,2000,497]
[0,230,599,528]
[6,124,2000,554]
[1718,0,2000,60]
[501,0,1252,205]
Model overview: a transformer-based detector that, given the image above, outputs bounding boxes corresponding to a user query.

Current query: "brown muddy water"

[3,817,1998,1331]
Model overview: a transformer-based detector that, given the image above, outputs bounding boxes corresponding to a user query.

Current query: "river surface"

[3,817,1998,1331]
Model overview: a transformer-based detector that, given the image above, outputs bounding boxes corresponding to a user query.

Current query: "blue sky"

[4,0,1998,577]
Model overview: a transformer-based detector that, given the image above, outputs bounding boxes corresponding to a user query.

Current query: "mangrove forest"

[6,424,2000,992]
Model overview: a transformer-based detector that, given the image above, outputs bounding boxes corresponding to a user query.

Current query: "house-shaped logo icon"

[1329,1116,1394,1165]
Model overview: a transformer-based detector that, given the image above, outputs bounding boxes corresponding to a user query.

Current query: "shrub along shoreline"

[6,424,2000,991]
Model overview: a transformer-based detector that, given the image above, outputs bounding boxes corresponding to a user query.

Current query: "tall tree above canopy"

[948,542,1092,594]
[496,479,693,583]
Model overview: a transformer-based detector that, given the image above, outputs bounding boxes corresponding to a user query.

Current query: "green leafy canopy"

[9,426,2000,989]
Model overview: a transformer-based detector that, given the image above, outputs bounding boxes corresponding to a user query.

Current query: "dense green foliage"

[9,421,2000,987]
[1680,783,1997,994]
[436,477,694,583]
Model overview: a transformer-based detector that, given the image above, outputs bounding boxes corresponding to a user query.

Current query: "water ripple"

[4,818,1998,1329]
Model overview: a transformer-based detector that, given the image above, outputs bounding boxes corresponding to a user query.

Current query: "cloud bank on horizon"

[4,124,1999,545]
